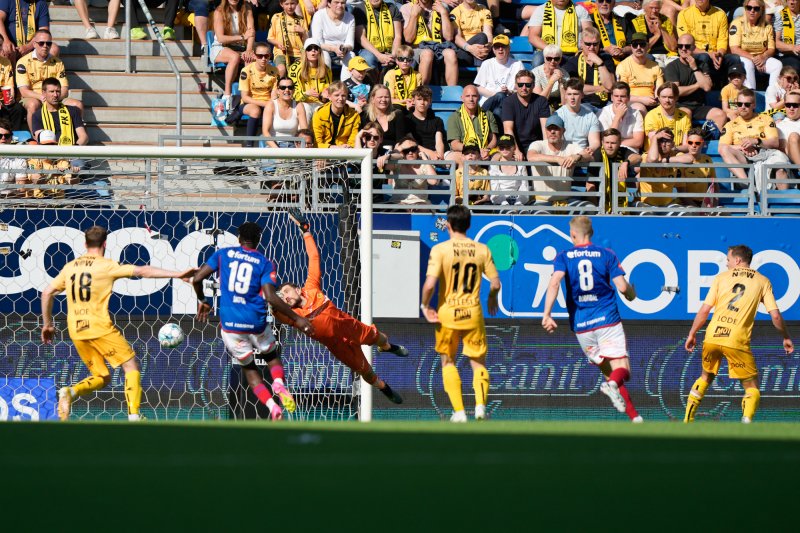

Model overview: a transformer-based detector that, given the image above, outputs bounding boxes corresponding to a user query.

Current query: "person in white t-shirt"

[311,0,356,79]
[597,81,645,152]
[778,90,800,165]
[490,134,530,206]
[474,35,524,115]
[527,114,590,204]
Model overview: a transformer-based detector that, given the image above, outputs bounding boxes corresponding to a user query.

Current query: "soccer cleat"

[287,208,311,232]
[474,404,486,421]
[272,382,296,413]
[380,344,409,357]
[128,414,146,421]
[270,403,283,420]
[632,416,644,424]
[84,26,99,39]
[103,26,120,39]
[450,410,467,423]
[600,381,626,413]
[379,383,403,404]
[162,26,176,40]
[57,387,73,421]
[741,416,752,424]
[130,27,148,40]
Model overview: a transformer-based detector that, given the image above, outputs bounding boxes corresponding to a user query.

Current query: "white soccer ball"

[158,323,185,349]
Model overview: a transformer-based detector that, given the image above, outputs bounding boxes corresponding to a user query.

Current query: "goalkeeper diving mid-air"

[274,209,408,404]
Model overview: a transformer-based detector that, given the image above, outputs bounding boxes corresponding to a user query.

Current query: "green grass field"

[2,420,799,530]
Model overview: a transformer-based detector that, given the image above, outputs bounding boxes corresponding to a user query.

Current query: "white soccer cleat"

[57,387,73,421]
[474,404,486,421]
[450,410,467,423]
[741,416,752,424]
[632,416,644,424]
[600,381,626,413]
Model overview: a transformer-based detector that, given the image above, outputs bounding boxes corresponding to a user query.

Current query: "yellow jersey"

[615,57,664,98]
[676,5,729,53]
[676,153,716,196]
[454,166,490,202]
[383,68,418,102]
[288,62,331,104]
[426,237,499,330]
[451,4,492,41]
[721,83,741,110]
[15,52,68,92]
[0,56,13,88]
[27,158,72,199]
[267,12,307,61]
[703,266,779,351]
[640,156,676,206]
[49,255,137,341]
[720,114,778,146]
[239,62,278,101]
[643,106,692,149]
[728,16,774,55]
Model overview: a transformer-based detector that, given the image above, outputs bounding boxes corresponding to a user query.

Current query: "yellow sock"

[472,367,489,407]
[742,387,761,420]
[72,375,106,397]
[684,377,709,423]
[125,370,142,416]
[442,364,464,412]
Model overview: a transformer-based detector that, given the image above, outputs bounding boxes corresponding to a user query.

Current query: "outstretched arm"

[769,309,794,355]
[133,265,196,281]
[288,209,322,290]
[263,284,313,334]
[40,285,62,344]
[612,274,636,301]
[685,304,712,353]
[541,270,565,333]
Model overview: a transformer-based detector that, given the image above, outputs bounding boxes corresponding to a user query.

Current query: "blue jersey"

[205,246,277,334]
[553,243,626,333]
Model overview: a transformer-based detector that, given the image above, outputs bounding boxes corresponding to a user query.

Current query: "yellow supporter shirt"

[676,153,716,197]
[49,255,137,341]
[703,267,780,351]
[454,166,490,202]
[267,12,307,61]
[239,62,278,101]
[425,237,499,330]
[643,106,692,149]
[721,82,741,111]
[720,114,778,145]
[728,16,775,55]
[383,68,418,102]
[451,4,492,41]
[676,5,729,53]
[0,56,13,88]
[27,158,73,199]
[16,52,68,92]
[311,102,361,148]
[288,61,332,104]
[615,56,663,98]
[640,157,676,206]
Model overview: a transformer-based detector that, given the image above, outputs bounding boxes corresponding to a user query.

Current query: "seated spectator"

[297,127,315,147]
[0,0,60,63]
[30,77,88,145]
[644,82,691,151]
[238,42,278,146]
[675,127,717,207]
[27,129,80,200]
[353,0,402,71]
[729,0,782,89]
[268,0,309,78]
[446,84,499,162]
[766,66,799,117]
[664,33,727,130]
[407,85,446,160]
[17,32,83,133]
[360,84,408,148]
[130,0,176,40]
[452,0,492,68]
[490,134,529,206]
[0,35,23,131]
[383,44,417,110]
[74,0,120,39]
[533,45,569,108]
[388,134,438,207]
[311,80,361,147]
[288,38,332,116]
[778,90,800,164]
[775,0,800,72]
[474,35,524,117]
[299,0,326,28]
[640,127,683,207]
[555,78,601,152]
[627,0,677,68]
[590,127,642,212]
[263,77,309,147]
[527,114,591,205]
[355,120,392,198]
[311,0,356,78]
[590,0,631,66]
[400,0,458,86]
[501,70,551,160]
[721,63,746,121]
[0,117,27,199]
[454,142,491,204]
[527,0,592,68]
[210,0,256,110]
[615,32,664,115]
[344,56,372,113]
[563,27,615,110]
[598,81,645,151]
[677,0,739,88]
[718,87,791,190]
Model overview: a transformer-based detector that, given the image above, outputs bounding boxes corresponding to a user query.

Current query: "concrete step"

[69,71,205,91]
[68,89,214,108]
[61,38,197,58]
[88,123,234,145]
[51,19,192,41]
[62,53,203,73]
[86,106,211,125]
[49,5,168,24]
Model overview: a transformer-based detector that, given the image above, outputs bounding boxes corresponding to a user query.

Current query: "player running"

[684,245,793,423]
[421,205,502,422]
[275,209,407,405]
[541,216,642,422]
[41,225,196,421]
[192,222,313,420]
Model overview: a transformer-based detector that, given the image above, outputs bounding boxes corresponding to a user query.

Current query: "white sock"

[266,398,277,410]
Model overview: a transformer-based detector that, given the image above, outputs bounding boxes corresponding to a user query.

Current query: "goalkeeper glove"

[288,208,310,232]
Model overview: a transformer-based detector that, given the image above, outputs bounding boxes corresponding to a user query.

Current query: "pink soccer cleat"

[270,403,283,421]
[272,381,296,413]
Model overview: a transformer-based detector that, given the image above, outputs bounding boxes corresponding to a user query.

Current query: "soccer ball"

[158,323,185,349]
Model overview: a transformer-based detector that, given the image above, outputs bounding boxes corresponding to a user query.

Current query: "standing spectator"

[729,0,782,90]
[288,37,332,116]
[527,114,590,205]
[775,0,800,72]
[590,0,630,65]
[0,0,58,63]
[532,44,569,108]
[615,32,664,115]
[452,0,493,68]
[209,0,256,111]
[527,0,593,68]
[766,66,799,117]
[446,84,499,162]
[501,69,551,160]
[0,117,26,199]
[311,0,356,77]
[721,63,747,121]
[353,0,402,70]
[360,84,408,148]
[263,77,309,147]
[598,81,645,151]
[677,0,736,87]
[388,134,438,207]
[17,31,82,134]
[590,127,642,211]
[627,0,677,68]
[407,85,446,160]
[268,0,309,78]
[383,44,417,109]
[778,90,800,164]
[30,77,87,145]
[489,134,529,207]
[643,82,691,151]
[0,34,23,130]
[563,27,615,110]
[74,0,120,39]
[555,78,602,152]
[238,42,279,146]
[311,81,361,147]
[400,0,458,86]
[130,0,176,40]
[664,33,727,131]
[474,35,524,117]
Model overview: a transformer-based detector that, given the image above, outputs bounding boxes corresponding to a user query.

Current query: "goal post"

[0,144,376,422]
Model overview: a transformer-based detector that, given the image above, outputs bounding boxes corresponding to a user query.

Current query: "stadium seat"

[510,36,534,65]
[704,140,719,157]
[756,91,766,113]
[432,85,464,102]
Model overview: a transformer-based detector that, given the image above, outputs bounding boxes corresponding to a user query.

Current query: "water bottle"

[213,96,226,122]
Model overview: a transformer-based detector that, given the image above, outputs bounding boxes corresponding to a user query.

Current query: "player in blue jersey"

[192,222,313,420]
[541,216,642,422]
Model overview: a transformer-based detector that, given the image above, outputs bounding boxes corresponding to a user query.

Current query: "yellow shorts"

[702,342,758,381]
[72,329,136,378]
[435,324,487,360]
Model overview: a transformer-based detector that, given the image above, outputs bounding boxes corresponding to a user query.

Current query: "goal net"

[0,145,375,422]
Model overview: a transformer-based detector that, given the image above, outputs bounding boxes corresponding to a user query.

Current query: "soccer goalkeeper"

[274,209,407,404]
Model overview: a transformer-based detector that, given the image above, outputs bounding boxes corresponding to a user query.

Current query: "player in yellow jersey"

[421,205,501,422]
[40,226,195,421]
[684,245,793,423]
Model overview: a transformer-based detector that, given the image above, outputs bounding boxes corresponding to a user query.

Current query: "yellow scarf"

[15,0,36,46]
[413,0,442,45]
[542,1,578,54]
[41,105,75,146]
[632,15,677,55]
[278,12,301,60]
[578,54,607,102]
[601,148,627,211]
[782,7,796,45]
[592,10,626,64]
[392,68,416,101]
[458,104,489,148]
[365,1,395,53]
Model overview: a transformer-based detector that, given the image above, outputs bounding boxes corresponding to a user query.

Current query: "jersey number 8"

[578,260,594,291]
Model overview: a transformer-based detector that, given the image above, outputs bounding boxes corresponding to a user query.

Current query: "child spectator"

[490,134,529,206]
[268,0,309,78]
[344,56,372,113]
[455,142,491,205]
[383,44,417,110]
[766,66,799,119]
[721,64,746,122]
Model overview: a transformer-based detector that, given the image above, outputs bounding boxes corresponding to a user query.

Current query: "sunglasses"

[745,5,761,11]
[278,85,293,90]
[544,56,560,62]
[631,42,647,48]
[737,102,754,108]
[597,0,613,3]
[784,77,798,82]
[362,132,380,142]
[583,42,600,47]
[36,41,53,46]
[306,45,320,52]
[401,145,420,155]
[0,132,12,139]
[786,102,800,108]
[255,53,270,59]
[687,140,703,146]
[517,82,533,88]
[677,43,693,50]
[396,56,413,62]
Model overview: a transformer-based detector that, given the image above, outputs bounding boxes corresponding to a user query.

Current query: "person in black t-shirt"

[407,85,446,160]
[500,69,551,160]
[590,127,642,211]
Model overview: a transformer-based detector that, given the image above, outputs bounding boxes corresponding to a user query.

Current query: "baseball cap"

[492,35,510,47]
[728,63,746,77]
[545,115,565,129]
[630,32,648,43]
[38,130,57,145]
[348,56,372,71]
[303,37,321,50]
[462,142,481,154]
[497,134,516,148]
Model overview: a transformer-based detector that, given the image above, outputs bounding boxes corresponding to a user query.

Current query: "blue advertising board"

[0,378,57,421]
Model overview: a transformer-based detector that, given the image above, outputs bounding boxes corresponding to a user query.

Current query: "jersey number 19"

[228,261,253,295]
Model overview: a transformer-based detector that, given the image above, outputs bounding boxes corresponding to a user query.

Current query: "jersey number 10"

[452,262,478,293]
